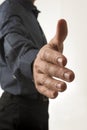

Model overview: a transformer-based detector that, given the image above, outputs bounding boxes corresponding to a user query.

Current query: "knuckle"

[40,75,48,85]
[34,62,38,70]
[39,45,47,58]
[44,62,49,72]
[42,48,50,60]
[55,67,64,78]
[34,60,41,73]
[49,65,57,76]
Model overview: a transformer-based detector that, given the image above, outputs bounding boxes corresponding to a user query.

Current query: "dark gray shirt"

[0,0,47,96]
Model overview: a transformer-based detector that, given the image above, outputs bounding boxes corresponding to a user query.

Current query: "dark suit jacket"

[0,0,47,96]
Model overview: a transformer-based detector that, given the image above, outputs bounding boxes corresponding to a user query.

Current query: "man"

[0,0,75,130]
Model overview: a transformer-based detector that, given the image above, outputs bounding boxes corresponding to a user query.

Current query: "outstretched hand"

[33,19,75,99]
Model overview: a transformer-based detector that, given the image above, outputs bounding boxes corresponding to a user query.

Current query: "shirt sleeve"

[1,15,40,80]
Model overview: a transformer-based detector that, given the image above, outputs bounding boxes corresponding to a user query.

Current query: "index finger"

[41,46,67,67]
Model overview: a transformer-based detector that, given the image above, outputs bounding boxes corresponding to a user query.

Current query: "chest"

[20,10,47,48]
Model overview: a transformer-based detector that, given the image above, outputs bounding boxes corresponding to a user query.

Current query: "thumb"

[49,19,68,52]
[55,19,68,43]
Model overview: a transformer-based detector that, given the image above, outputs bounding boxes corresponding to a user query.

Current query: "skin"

[32,1,75,99]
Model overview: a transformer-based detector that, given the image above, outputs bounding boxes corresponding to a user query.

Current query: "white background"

[0,0,87,130]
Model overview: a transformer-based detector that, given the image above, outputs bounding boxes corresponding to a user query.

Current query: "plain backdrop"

[0,0,87,130]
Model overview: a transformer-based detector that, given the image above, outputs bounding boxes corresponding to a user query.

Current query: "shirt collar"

[15,0,40,18]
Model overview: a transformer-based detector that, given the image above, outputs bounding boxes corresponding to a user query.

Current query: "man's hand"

[33,19,75,99]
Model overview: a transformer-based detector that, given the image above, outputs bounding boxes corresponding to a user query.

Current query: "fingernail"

[58,57,63,66]
[64,72,75,82]
[58,57,67,66]
[56,84,61,90]
[56,83,67,92]
[64,72,70,79]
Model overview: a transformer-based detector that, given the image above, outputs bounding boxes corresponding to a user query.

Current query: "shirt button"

[13,75,16,79]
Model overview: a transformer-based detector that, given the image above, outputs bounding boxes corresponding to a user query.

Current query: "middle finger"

[38,61,75,82]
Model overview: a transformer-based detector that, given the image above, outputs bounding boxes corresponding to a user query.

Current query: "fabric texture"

[0,92,49,130]
[0,0,47,96]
